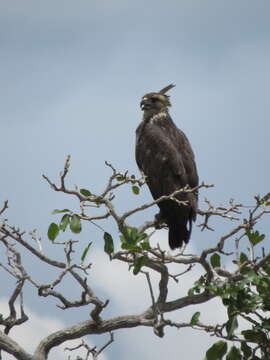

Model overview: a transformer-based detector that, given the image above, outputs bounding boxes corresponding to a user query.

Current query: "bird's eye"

[151,98,158,102]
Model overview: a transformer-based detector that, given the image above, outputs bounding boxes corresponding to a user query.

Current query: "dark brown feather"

[159,83,176,94]
[136,87,198,249]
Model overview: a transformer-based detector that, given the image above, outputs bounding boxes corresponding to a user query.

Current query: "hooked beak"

[140,99,151,111]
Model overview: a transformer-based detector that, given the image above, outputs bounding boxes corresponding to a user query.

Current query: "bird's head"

[140,84,175,119]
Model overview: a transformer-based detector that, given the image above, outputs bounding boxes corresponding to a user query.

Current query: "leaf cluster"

[48,210,82,241]
[193,229,270,359]
[103,226,150,275]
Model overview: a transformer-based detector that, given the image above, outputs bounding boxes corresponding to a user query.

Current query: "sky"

[1,1,270,359]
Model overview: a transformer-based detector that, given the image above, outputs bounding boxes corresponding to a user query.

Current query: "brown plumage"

[135,84,198,249]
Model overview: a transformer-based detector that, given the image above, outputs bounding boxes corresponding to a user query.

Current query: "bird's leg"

[178,242,187,254]
[138,171,147,186]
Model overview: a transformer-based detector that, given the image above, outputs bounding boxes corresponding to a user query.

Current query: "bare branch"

[0,331,31,360]
[0,224,66,269]
[34,314,154,359]
[60,154,71,188]
[0,200,8,216]
[121,183,213,222]
[65,332,114,360]
[142,271,156,310]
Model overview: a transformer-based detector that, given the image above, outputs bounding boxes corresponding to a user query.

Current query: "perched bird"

[135,84,199,249]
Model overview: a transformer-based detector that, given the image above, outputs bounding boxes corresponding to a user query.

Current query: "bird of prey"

[135,84,199,249]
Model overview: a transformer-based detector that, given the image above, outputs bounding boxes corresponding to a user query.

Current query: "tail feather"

[158,199,196,250]
[168,218,192,250]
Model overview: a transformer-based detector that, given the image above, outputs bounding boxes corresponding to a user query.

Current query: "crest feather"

[159,84,176,94]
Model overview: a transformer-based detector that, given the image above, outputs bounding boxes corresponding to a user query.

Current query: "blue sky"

[1,1,270,359]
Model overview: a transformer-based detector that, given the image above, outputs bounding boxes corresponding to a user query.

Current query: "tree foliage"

[0,156,270,359]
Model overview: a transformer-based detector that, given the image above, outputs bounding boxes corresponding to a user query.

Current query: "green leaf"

[51,209,70,214]
[138,232,148,241]
[188,276,206,296]
[80,188,92,197]
[121,226,140,245]
[190,311,200,325]
[133,256,147,275]
[121,243,141,251]
[104,232,114,256]
[262,261,270,276]
[116,175,125,181]
[131,185,140,195]
[47,223,59,241]
[81,242,92,262]
[59,214,70,231]
[207,283,224,296]
[239,252,248,264]
[226,346,241,360]
[261,192,270,203]
[70,214,82,233]
[240,342,252,358]
[242,329,267,343]
[205,341,227,360]
[140,241,151,250]
[226,316,238,339]
[130,175,136,184]
[210,253,221,268]
[262,318,270,329]
[256,277,270,296]
[240,267,258,282]
[246,229,265,246]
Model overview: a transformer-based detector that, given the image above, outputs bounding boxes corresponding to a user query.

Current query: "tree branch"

[0,331,31,360]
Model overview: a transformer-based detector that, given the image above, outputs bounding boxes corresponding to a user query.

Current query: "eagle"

[135,84,199,249]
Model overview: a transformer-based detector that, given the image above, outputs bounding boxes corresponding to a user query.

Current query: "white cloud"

[0,301,107,360]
